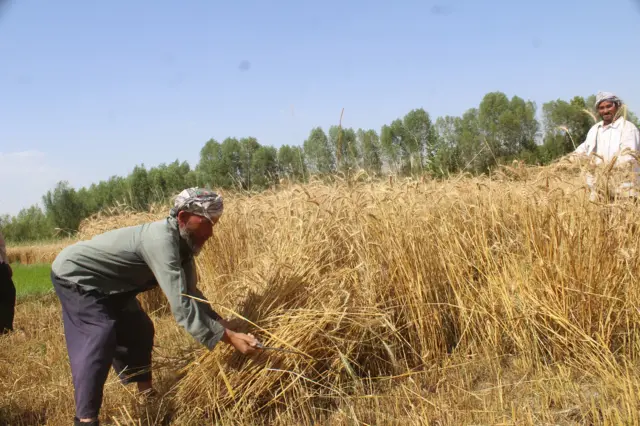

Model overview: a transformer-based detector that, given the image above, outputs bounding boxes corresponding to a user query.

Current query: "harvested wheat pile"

[6,241,69,264]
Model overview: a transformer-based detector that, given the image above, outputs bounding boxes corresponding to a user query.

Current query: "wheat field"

[3,161,640,425]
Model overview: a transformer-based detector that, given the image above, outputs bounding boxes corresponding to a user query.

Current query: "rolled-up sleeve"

[139,234,225,350]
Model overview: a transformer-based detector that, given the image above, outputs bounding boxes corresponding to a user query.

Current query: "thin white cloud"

[0,150,69,216]
[0,150,54,176]
[0,150,45,158]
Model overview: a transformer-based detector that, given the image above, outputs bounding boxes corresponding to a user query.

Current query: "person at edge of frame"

[566,91,640,202]
[0,228,16,334]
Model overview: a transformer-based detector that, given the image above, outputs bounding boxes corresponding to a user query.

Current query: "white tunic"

[573,117,640,197]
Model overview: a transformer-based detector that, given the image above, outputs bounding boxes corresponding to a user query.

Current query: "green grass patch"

[10,263,52,299]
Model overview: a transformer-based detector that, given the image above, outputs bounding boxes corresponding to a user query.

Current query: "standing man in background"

[0,229,16,334]
[570,91,640,200]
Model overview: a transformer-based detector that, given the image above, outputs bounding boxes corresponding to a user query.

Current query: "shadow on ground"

[0,406,47,426]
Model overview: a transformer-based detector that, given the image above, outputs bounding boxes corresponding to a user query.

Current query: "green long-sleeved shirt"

[51,216,225,350]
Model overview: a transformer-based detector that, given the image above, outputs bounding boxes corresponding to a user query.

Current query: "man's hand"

[221,329,259,355]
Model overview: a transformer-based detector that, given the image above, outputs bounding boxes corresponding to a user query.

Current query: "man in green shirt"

[51,188,259,426]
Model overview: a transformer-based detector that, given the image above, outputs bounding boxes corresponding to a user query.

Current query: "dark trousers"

[0,263,16,334]
[51,272,155,419]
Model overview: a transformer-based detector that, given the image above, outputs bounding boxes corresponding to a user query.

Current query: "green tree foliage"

[197,138,224,188]
[328,126,359,175]
[142,160,195,204]
[91,176,129,209]
[303,127,335,175]
[240,137,261,189]
[477,92,539,162]
[541,96,595,159]
[380,119,408,174]
[403,108,435,172]
[220,138,244,188]
[128,165,152,210]
[5,91,640,242]
[431,116,462,176]
[356,129,382,175]
[251,146,279,189]
[278,145,307,181]
[451,108,488,174]
[380,109,435,175]
[195,137,246,188]
[3,158,202,241]
[0,206,53,242]
[42,181,87,235]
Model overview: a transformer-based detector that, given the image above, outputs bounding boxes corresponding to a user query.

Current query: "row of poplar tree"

[2,91,638,242]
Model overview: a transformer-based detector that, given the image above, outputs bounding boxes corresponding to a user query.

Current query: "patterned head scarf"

[169,188,223,223]
[595,91,621,107]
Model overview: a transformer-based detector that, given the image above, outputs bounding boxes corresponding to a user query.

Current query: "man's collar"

[598,116,625,130]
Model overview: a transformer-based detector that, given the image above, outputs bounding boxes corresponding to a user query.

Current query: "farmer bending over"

[50,188,259,426]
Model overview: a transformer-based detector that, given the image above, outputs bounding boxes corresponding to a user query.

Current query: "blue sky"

[1,0,640,215]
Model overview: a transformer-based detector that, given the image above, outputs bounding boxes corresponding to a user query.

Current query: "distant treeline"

[2,91,638,243]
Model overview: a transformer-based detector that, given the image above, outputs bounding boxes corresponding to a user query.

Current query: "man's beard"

[179,226,203,256]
